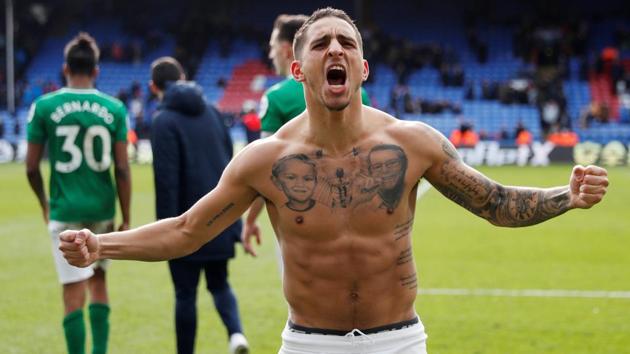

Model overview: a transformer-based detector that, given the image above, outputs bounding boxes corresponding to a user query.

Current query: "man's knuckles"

[582,175,609,186]
[584,165,607,176]
[579,185,607,194]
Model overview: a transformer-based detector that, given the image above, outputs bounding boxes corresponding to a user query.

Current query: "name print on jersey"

[50,100,115,124]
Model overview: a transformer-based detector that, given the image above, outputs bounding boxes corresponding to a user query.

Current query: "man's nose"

[327,40,344,57]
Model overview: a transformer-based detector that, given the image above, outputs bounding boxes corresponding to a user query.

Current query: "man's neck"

[281,65,292,78]
[305,94,365,154]
[66,76,94,89]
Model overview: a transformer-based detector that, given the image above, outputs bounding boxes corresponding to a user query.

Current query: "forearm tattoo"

[434,143,571,227]
[207,203,235,226]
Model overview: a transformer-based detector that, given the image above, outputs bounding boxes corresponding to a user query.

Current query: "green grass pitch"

[1,163,629,353]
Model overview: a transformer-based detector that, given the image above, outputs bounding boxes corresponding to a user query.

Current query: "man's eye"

[386,160,401,168]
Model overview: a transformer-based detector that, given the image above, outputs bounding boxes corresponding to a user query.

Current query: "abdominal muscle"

[279,224,418,331]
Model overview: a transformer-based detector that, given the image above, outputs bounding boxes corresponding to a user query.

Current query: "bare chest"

[255,142,424,241]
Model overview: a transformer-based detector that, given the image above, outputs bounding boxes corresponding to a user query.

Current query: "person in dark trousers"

[149,57,249,354]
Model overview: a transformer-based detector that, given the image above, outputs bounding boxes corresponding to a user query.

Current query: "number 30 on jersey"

[56,125,111,173]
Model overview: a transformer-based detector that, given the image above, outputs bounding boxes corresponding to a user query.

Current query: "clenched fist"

[569,165,609,209]
[59,229,100,267]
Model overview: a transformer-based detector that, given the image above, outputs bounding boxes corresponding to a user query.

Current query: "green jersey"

[260,78,372,133]
[27,88,128,222]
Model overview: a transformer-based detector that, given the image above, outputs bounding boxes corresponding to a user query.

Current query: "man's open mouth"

[326,65,347,86]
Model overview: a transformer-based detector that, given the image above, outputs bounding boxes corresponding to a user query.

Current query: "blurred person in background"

[241,100,261,144]
[449,121,479,147]
[515,122,533,146]
[128,82,145,138]
[148,57,249,354]
[26,32,131,354]
[579,102,610,128]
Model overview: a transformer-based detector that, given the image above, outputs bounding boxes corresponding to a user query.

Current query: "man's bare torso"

[244,107,435,330]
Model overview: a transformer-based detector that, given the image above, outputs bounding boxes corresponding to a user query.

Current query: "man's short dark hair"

[273,14,308,43]
[293,7,363,60]
[151,57,185,90]
[64,32,100,75]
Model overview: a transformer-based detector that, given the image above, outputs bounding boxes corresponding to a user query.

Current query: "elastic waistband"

[287,317,419,336]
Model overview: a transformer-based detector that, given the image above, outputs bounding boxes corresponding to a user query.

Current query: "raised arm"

[60,143,263,267]
[423,130,608,227]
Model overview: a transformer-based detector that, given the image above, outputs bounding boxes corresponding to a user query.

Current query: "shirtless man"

[60,8,609,354]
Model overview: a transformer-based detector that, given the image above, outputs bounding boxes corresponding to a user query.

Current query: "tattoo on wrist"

[207,203,235,226]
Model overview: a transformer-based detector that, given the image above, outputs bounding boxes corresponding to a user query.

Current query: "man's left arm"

[423,132,608,227]
[26,143,49,224]
[114,105,131,231]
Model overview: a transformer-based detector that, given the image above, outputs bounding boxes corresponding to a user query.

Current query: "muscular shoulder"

[369,108,442,144]
[31,89,65,110]
[226,136,295,187]
[93,90,125,109]
[368,109,452,166]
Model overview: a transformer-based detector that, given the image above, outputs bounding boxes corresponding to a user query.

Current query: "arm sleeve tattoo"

[432,142,571,227]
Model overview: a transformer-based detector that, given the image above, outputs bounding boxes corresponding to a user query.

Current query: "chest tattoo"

[270,144,408,212]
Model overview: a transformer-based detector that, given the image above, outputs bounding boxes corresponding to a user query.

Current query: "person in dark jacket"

[149,57,249,354]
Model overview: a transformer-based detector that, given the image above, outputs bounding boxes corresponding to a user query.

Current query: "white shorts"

[49,219,113,285]
[279,317,428,354]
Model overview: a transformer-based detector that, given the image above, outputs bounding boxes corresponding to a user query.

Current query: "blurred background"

[1,0,629,162]
[1,1,629,353]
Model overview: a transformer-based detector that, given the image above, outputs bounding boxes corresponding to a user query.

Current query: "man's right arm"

[60,142,264,267]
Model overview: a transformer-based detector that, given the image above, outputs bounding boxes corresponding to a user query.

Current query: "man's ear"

[291,60,305,82]
[362,59,370,82]
[62,63,70,77]
[92,65,100,79]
